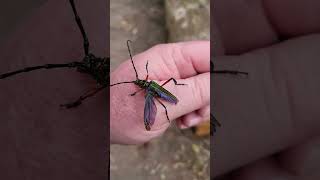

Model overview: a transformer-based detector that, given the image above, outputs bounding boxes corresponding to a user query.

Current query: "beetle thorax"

[135,79,149,88]
[77,54,109,85]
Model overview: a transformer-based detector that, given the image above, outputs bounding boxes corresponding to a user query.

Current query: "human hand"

[212,0,320,179]
[110,41,210,144]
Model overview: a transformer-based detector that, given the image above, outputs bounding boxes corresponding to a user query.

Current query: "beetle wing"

[149,81,178,104]
[144,91,157,131]
[154,87,178,104]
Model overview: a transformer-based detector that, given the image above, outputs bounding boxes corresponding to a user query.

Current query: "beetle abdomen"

[156,89,178,104]
[148,81,178,104]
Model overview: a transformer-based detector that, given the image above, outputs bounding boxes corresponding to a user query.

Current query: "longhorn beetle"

[210,61,248,136]
[0,0,109,108]
[110,40,186,131]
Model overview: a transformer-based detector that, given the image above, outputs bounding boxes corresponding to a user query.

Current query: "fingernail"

[179,124,189,129]
[186,118,200,127]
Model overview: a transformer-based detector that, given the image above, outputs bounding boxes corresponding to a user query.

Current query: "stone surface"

[110,0,166,69]
[111,128,210,180]
[165,0,210,42]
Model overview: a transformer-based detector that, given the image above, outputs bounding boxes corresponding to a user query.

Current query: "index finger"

[161,41,210,79]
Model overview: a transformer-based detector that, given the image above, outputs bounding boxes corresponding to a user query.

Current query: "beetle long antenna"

[69,0,90,56]
[210,61,248,76]
[213,70,248,76]
[110,81,136,87]
[0,62,81,79]
[61,85,107,108]
[127,40,139,80]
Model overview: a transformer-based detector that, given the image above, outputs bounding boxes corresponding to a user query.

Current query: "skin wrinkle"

[154,44,180,80]
[179,44,199,77]
[263,42,301,147]
[262,47,297,145]
[167,43,189,79]
[271,52,295,145]
[283,67,297,143]
[192,74,209,108]
[260,49,282,138]
[271,36,320,140]
[188,77,199,111]
[168,44,184,78]
[258,39,306,142]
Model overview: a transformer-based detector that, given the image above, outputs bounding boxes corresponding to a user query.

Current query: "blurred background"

[110,0,210,180]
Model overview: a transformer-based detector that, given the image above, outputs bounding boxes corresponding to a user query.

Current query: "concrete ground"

[110,128,210,180]
[110,0,210,180]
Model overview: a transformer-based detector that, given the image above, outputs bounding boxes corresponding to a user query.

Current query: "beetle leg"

[60,85,107,108]
[129,88,145,96]
[211,61,248,75]
[210,113,221,136]
[145,61,149,81]
[155,98,170,123]
[161,78,186,87]
[212,70,248,75]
